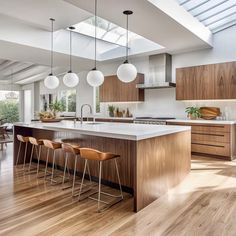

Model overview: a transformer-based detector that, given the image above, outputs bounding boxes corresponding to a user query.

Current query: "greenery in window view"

[58,90,76,112]
[0,100,19,123]
[68,92,76,112]
[96,87,100,113]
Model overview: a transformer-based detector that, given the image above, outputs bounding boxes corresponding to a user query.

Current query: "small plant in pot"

[108,105,115,117]
[185,106,201,120]
[49,98,64,117]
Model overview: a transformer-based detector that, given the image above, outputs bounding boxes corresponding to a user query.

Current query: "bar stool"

[61,143,91,196]
[78,148,123,212]
[16,135,30,170]
[43,140,62,184]
[28,137,44,176]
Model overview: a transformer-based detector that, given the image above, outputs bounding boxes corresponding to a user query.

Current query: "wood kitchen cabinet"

[176,61,236,100]
[214,62,236,99]
[167,121,236,160]
[99,73,144,102]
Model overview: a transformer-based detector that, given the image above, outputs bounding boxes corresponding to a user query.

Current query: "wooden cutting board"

[200,107,221,120]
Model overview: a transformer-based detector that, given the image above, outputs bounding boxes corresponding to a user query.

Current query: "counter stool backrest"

[29,137,44,146]
[43,140,61,150]
[61,143,80,155]
[17,135,29,143]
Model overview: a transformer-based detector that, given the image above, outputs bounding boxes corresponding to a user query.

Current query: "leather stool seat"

[80,148,119,161]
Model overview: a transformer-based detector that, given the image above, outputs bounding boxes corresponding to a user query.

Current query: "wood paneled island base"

[13,123,191,212]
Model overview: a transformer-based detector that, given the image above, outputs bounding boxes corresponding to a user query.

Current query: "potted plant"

[108,105,115,117]
[185,106,201,120]
[49,98,64,117]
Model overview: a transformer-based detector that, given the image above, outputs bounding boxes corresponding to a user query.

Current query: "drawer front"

[191,125,230,133]
[192,132,230,144]
[192,143,230,157]
[168,122,230,133]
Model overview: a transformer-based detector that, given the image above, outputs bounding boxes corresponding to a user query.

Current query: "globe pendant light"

[86,0,104,87]
[63,26,79,88]
[117,10,137,83]
[44,18,59,90]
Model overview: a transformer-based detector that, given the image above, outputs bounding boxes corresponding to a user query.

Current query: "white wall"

[99,25,236,119]
[35,25,236,120]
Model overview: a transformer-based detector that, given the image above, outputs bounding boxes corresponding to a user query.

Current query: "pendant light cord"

[70,29,72,72]
[126,13,129,62]
[11,69,13,92]
[50,18,55,75]
[94,0,97,69]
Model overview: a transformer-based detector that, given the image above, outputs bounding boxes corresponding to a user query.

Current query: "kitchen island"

[13,121,191,212]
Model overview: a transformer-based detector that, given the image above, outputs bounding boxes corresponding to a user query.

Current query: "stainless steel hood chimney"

[136,53,175,89]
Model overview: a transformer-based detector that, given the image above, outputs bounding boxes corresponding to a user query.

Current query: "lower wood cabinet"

[167,122,236,160]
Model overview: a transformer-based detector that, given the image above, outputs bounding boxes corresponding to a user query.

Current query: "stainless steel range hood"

[136,53,175,89]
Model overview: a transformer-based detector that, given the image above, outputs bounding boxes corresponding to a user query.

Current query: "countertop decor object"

[40,118,61,123]
[108,105,115,117]
[117,10,137,83]
[44,18,59,90]
[63,26,79,88]
[86,0,104,87]
[200,107,221,120]
[185,106,201,120]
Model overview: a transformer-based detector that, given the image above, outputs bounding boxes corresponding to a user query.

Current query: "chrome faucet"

[80,104,94,124]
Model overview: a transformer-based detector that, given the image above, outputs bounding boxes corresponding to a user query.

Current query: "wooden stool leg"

[36,146,42,177]
[51,150,56,184]
[97,161,102,212]
[78,159,87,201]
[28,144,34,172]
[72,154,78,196]
[62,153,68,186]
[87,161,92,185]
[44,149,49,179]
[16,142,22,166]
[23,142,28,170]
[115,159,123,199]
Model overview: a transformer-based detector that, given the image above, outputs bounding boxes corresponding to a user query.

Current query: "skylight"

[72,16,142,47]
[177,0,236,33]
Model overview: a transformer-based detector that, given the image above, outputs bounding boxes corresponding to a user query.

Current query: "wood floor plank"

[1,145,236,236]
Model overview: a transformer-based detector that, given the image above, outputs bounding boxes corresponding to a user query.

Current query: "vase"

[109,111,114,117]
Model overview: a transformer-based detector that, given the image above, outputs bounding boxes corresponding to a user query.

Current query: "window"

[0,90,20,123]
[177,0,236,33]
[72,16,142,47]
[95,87,100,113]
[57,90,76,112]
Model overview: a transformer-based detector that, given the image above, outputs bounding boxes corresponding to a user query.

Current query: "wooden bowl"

[40,118,62,123]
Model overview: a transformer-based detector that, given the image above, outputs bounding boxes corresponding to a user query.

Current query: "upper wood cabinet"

[214,62,236,99]
[99,73,144,102]
[176,61,236,100]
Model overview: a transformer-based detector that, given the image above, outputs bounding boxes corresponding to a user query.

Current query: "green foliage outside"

[0,100,19,123]
[58,91,76,112]
[68,92,76,112]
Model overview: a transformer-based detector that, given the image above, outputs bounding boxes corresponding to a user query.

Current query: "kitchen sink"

[84,122,103,125]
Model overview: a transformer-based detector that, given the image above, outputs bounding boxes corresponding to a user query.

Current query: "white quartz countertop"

[14,121,190,141]
[167,119,236,125]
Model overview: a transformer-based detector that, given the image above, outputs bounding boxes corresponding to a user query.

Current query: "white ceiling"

[0,0,215,85]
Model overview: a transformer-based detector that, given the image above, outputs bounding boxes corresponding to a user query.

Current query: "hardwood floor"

[1,144,236,235]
